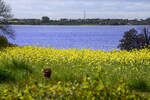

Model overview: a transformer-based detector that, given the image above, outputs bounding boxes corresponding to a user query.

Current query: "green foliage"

[0,58,40,83]
[0,0,15,49]
[0,0,14,38]
[0,68,147,100]
[0,35,9,49]
[0,47,150,98]
[101,62,150,92]
[0,35,16,49]
[118,28,147,50]
[42,16,50,23]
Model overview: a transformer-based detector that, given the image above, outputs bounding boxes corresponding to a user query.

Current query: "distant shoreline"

[10,24,148,26]
[9,17,150,26]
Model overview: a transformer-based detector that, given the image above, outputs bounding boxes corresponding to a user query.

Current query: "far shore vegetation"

[9,16,150,25]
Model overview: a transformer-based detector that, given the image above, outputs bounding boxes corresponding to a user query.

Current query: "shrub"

[118,28,149,50]
[0,35,9,49]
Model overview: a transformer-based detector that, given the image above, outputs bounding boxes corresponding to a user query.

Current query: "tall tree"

[0,0,14,39]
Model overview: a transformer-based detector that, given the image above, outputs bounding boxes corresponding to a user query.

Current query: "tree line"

[9,16,150,25]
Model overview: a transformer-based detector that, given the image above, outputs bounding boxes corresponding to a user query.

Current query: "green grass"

[0,47,150,99]
[0,58,41,83]
[0,57,150,93]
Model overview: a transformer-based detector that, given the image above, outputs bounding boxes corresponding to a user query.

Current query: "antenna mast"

[84,10,86,19]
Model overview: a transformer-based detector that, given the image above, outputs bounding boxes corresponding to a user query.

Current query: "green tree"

[0,0,14,38]
[146,18,150,25]
[42,16,50,23]
[0,0,14,48]
[118,28,147,50]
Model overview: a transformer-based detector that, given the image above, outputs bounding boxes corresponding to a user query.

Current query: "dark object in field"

[43,68,51,78]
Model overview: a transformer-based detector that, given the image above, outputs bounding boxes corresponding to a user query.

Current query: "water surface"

[9,25,146,50]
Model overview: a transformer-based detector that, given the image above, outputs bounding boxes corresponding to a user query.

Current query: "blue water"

[9,25,146,50]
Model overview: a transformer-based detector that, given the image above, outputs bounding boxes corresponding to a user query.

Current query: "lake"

[9,25,147,50]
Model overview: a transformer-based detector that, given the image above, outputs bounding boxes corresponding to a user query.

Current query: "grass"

[0,58,33,82]
[0,46,150,99]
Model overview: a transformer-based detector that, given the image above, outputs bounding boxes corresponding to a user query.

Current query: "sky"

[5,0,150,19]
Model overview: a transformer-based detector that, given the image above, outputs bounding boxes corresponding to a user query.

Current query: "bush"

[0,35,16,49]
[0,35,9,49]
[118,28,148,50]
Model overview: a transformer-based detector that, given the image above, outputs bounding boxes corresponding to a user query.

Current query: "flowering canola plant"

[1,46,150,66]
[0,46,150,83]
[0,46,150,99]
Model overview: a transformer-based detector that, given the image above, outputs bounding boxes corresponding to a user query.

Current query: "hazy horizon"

[5,0,150,20]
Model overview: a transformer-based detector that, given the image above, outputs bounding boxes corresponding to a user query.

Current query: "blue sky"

[5,0,150,19]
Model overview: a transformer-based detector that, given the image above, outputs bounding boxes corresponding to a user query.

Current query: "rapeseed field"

[0,46,150,99]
